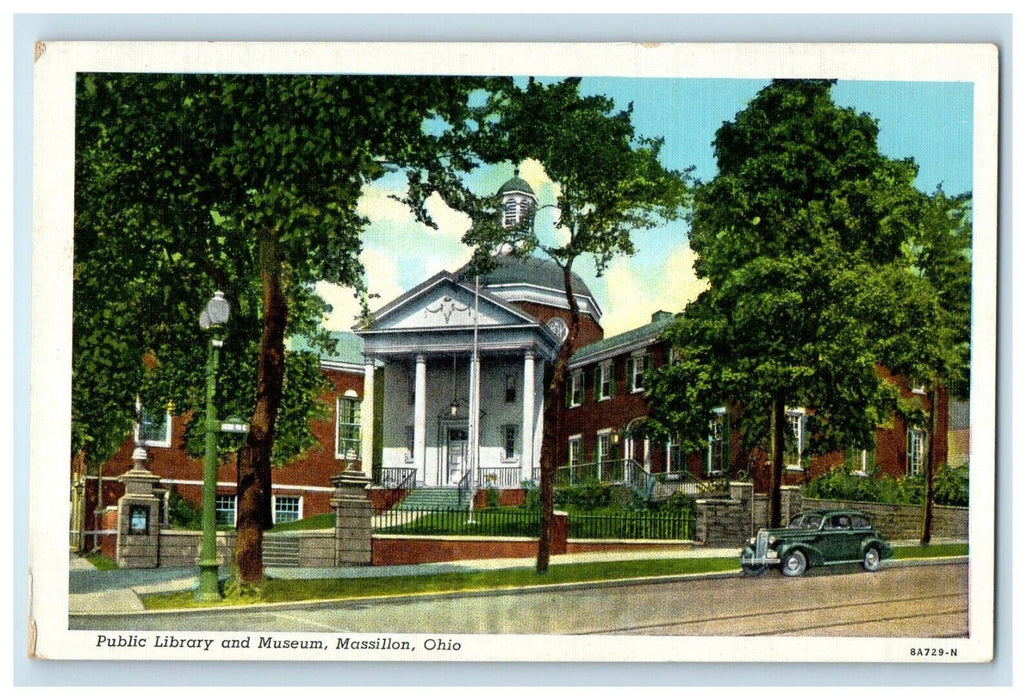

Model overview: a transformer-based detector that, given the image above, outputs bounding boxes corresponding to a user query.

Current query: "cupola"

[497,168,538,230]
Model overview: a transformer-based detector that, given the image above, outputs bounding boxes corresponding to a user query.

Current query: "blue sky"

[319,77,975,336]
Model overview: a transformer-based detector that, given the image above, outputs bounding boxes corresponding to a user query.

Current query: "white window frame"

[908,427,928,476]
[785,408,806,470]
[135,400,172,448]
[596,428,614,465]
[215,494,237,526]
[630,352,648,393]
[597,361,614,401]
[568,434,583,466]
[273,495,302,524]
[501,424,519,462]
[707,408,728,476]
[569,370,585,408]
[335,393,362,460]
[849,448,870,476]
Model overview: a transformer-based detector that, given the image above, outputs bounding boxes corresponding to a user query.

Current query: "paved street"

[71,561,967,638]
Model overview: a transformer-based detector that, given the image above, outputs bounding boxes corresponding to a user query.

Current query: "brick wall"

[372,513,568,566]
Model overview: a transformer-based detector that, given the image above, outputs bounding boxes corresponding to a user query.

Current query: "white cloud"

[317,246,407,330]
[661,243,708,308]
[597,243,706,336]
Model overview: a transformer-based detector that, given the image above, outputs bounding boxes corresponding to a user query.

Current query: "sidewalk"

[69,545,740,615]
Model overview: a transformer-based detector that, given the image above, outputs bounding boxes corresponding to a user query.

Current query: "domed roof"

[456,253,594,299]
[497,170,536,197]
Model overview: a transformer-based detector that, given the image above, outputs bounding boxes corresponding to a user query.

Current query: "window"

[708,409,729,475]
[785,409,806,469]
[504,374,517,403]
[568,370,585,408]
[336,395,362,460]
[136,402,172,447]
[595,361,614,401]
[909,377,927,395]
[501,425,518,460]
[215,495,236,526]
[568,435,583,466]
[845,445,870,475]
[596,429,614,464]
[628,353,651,393]
[908,427,928,476]
[274,496,301,524]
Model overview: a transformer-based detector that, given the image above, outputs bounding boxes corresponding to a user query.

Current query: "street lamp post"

[196,291,230,602]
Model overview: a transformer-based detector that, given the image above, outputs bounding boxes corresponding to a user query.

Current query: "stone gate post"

[331,458,373,566]
[116,446,162,568]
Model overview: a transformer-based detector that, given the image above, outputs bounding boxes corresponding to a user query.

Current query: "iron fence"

[374,506,540,537]
[567,511,696,540]
[373,507,696,541]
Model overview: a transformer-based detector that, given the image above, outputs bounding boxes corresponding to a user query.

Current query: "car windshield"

[788,514,822,529]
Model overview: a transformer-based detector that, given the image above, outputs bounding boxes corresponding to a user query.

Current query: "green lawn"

[142,556,741,610]
[86,553,118,571]
[269,513,335,532]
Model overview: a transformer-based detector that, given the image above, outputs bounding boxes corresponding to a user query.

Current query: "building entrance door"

[446,428,468,484]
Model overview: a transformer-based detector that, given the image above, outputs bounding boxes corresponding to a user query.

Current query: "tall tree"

[646,79,933,527]
[451,78,691,572]
[74,73,493,587]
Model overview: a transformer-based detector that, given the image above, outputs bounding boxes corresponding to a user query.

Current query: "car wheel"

[742,564,767,577]
[780,550,807,577]
[862,546,881,572]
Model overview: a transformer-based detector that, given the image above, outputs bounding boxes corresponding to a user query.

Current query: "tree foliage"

[74,73,496,584]
[451,78,692,571]
[644,80,969,527]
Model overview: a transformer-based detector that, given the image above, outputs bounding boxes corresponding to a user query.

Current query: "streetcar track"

[738,607,969,637]
[575,591,965,635]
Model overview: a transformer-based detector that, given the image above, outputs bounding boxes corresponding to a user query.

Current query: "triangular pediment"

[363,274,537,333]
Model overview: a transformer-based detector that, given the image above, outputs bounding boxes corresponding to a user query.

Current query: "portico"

[356,271,559,489]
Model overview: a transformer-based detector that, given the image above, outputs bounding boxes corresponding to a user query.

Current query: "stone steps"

[395,487,465,511]
[262,534,300,567]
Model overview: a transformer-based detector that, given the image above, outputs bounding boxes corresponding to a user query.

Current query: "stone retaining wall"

[157,530,236,568]
[800,497,968,541]
[694,482,968,546]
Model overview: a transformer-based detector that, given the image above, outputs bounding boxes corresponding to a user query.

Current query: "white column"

[413,354,427,481]
[522,351,535,475]
[360,356,375,479]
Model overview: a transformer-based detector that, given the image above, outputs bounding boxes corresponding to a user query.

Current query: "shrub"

[167,486,202,529]
[554,480,611,511]
[803,468,924,506]
[485,485,501,509]
[933,464,969,506]
[521,481,540,511]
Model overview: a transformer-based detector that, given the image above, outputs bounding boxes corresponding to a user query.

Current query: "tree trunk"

[920,386,938,545]
[769,393,786,528]
[536,260,580,574]
[235,228,287,585]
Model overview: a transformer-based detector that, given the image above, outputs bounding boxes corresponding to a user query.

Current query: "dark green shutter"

[721,412,731,473]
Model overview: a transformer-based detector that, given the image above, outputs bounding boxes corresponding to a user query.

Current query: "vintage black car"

[740,509,893,577]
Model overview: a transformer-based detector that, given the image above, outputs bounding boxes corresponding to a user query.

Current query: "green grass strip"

[141,557,741,610]
[892,543,968,559]
[139,542,967,611]
[86,553,118,571]
[268,513,335,532]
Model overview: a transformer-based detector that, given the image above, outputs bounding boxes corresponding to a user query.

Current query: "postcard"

[30,41,998,663]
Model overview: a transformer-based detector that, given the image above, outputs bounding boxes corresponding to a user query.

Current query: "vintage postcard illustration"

[30,41,998,663]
